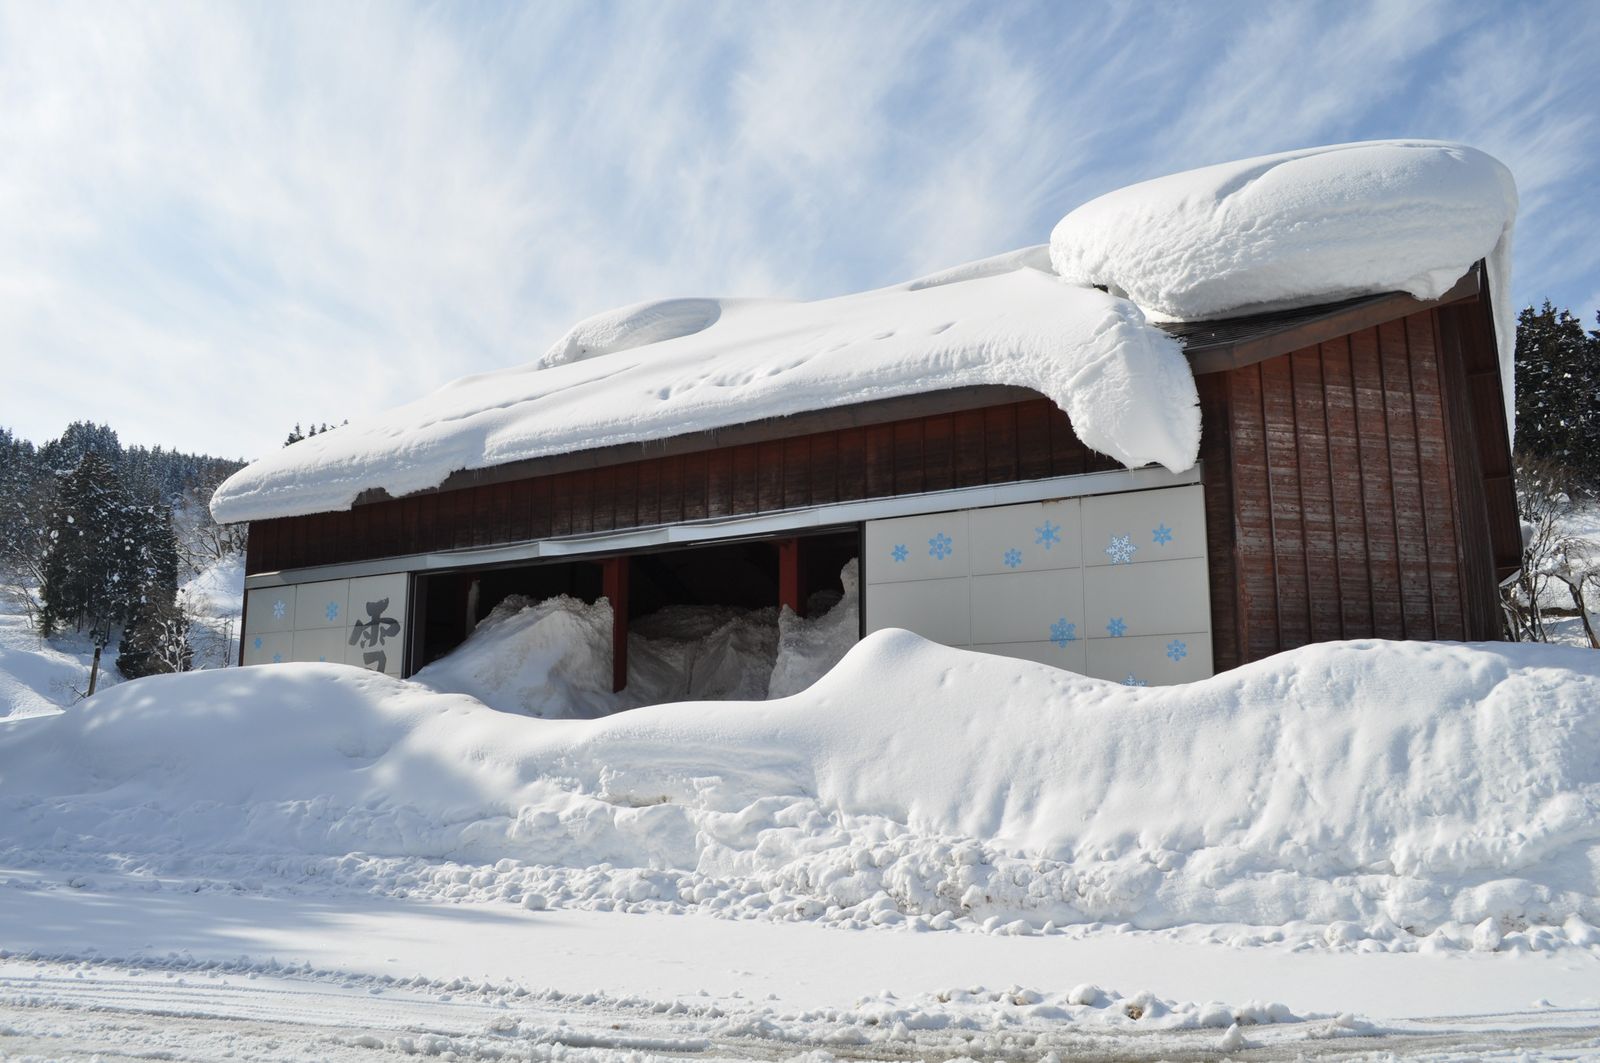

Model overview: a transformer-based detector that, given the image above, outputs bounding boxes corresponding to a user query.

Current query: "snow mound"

[2,634,1597,946]
[412,562,860,716]
[411,594,618,718]
[210,269,1198,523]
[537,297,724,370]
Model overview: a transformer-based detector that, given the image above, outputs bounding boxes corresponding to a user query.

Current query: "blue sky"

[3,1,1597,459]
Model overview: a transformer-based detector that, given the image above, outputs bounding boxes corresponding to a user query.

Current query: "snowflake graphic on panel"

[252,637,262,651]
[1049,618,1076,647]
[272,599,287,620]
[1106,616,1127,637]
[1124,674,1148,687]
[271,653,283,664]
[1003,548,1023,569]
[325,601,341,623]
[890,544,909,563]
[928,532,954,560]
[1104,534,1137,565]
[1166,639,1188,662]
[1153,523,1173,546]
[1035,520,1062,550]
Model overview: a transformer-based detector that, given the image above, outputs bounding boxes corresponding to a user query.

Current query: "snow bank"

[412,561,859,716]
[2,635,1596,947]
[210,270,1198,523]
[1050,140,1518,407]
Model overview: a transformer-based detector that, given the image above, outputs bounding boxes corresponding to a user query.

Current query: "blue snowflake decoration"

[271,599,287,620]
[1049,618,1076,647]
[325,601,340,623]
[1153,523,1173,546]
[928,532,954,561]
[1003,548,1023,569]
[890,544,909,563]
[1124,673,1148,687]
[252,636,262,651]
[1166,638,1188,662]
[1104,534,1137,565]
[271,652,283,664]
[1106,616,1127,637]
[1035,520,1062,550]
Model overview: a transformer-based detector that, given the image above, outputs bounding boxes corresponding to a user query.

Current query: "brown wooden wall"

[245,397,1122,574]
[1199,301,1510,668]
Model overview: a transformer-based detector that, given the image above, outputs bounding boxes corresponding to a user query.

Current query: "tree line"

[0,422,246,680]
[1507,301,1600,644]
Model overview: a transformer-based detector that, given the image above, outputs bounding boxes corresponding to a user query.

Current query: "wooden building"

[237,263,1517,689]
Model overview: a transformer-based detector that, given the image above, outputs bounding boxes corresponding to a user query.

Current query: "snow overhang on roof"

[212,140,1517,526]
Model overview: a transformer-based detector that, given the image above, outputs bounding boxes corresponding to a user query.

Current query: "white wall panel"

[1082,484,1205,567]
[1086,632,1212,686]
[970,568,1083,645]
[865,483,1210,686]
[242,629,292,667]
[241,573,409,676]
[1082,559,1211,641]
[244,586,296,634]
[968,499,1080,575]
[293,579,351,632]
[292,626,349,665]
[865,578,971,646]
[863,511,969,584]
[974,639,1088,673]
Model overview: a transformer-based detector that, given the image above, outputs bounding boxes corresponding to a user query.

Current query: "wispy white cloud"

[0,0,1595,458]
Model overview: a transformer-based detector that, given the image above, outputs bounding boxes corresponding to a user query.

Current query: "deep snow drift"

[211,140,1516,524]
[2,633,1596,951]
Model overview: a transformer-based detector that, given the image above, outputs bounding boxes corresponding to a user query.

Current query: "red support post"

[602,556,630,692]
[777,537,804,617]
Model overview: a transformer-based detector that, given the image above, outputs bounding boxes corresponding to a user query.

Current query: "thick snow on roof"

[212,139,1517,525]
[211,269,1198,523]
[1050,140,1518,406]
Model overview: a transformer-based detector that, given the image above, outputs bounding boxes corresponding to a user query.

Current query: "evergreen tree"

[118,599,192,678]
[38,452,132,639]
[1514,301,1600,490]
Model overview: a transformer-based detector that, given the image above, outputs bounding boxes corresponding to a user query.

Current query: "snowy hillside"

[3,632,1597,952]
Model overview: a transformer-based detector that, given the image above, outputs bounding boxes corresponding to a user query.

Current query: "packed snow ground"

[3,872,1599,1060]
[211,139,1515,524]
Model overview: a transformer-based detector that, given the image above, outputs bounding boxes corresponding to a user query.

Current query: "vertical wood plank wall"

[1211,304,1505,662]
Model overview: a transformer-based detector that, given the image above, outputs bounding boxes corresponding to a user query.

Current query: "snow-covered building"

[214,141,1521,691]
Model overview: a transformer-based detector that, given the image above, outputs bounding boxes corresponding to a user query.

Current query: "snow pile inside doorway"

[410,560,860,717]
[3,634,1597,953]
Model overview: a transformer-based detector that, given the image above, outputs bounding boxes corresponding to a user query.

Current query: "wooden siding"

[1213,303,1506,657]
[246,397,1123,574]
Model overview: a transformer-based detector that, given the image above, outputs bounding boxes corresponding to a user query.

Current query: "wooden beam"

[602,556,630,692]
[777,538,803,617]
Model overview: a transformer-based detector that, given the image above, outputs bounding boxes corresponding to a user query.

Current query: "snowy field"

[4,567,1600,1057]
